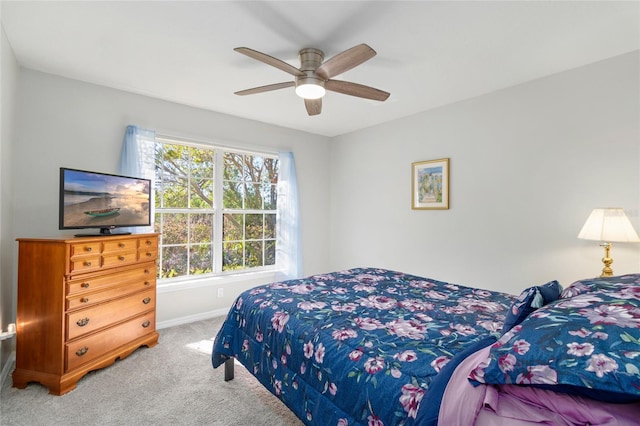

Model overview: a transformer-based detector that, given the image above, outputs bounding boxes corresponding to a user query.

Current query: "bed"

[211,267,640,425]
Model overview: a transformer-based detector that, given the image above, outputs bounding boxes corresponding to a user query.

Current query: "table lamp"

[578,208,640,277]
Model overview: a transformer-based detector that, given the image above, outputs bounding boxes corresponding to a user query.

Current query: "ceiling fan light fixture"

[295,77,325,99]
[296,84,325,99]
[234,44,389,115]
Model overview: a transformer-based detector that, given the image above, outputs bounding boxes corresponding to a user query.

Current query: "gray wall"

[1,27,18,382]
[329,51,640,294]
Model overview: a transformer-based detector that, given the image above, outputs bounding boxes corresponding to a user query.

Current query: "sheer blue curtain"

[276,151,302,280]
[119,125,156,179]
[119,125,156,233]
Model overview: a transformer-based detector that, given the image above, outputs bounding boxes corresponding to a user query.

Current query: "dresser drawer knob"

[76,317,90,327]
[81,297,89,303]
[142,321,151,328]
[146,252,152,257]
[146,240,152,246]
[119,243,125,248]
[84,261,92,267]
[118,256,125,261]
[76,346,89,357]
[144,281,150,286]
[144,269,150,274]
[85,247,92,252]
[81,282,90,288]
[143,297,151,304]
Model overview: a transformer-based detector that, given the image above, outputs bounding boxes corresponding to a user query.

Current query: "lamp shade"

[578,208,640,242]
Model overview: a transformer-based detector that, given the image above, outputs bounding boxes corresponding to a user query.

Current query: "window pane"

[154,144,165,208]
[190,244,213,275]
[223,242,243,271]
[161,245,188,278]
[223,214,243,241]
[263,184,277,210]
[162,176,189,208]
[189,146,214,178]
[264,157,279,184]
[190,213,213,243]
[161,213,188,244]
[245,214,263,240]
[191,178,213,208]
[159,144,189,208]
[265,240,276,265]
[154,213,162,234]
[224,152,243,181]
[245,155,261,181]
[154,180,163,209]
[223,181,243,209]
[245,183,262,209]
[246,241,263,267]
[265,214,276,238]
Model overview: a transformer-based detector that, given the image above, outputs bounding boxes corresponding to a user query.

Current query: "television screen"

[59,167,151,236]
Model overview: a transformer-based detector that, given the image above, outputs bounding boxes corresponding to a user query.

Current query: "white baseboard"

[156,308,229,330]
[0,351,15,389]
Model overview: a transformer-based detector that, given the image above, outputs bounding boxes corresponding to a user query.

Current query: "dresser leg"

[11,369,77,396]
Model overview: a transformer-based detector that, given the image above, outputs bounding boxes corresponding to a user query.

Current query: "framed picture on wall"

[411,158,449,210]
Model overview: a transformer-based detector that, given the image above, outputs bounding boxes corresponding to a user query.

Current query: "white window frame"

[154,134,279,286]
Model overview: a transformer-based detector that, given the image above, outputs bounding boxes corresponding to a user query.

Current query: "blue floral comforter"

[211,267,515,425]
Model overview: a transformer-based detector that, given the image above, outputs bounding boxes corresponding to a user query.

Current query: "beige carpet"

[0,316,303,426]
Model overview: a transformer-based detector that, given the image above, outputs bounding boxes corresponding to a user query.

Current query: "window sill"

[157,269,280,294]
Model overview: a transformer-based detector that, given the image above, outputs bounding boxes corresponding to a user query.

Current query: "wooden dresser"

[12,233,159,395]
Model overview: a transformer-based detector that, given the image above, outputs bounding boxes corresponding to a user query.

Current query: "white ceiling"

[2,1,639,137]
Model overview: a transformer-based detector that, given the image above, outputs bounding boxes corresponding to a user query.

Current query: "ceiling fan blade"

[234,47,304,77]
[234,81,295,96]
[315,43,376,80]
[325,80,390,101]
[305,98,322,116]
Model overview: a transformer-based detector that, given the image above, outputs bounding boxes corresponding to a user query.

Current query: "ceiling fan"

[234,43,390,116]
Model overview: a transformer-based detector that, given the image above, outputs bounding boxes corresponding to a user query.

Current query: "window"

[153,137,279,280]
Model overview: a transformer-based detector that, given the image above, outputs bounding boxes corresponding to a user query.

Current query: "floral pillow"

[561,273,640,299]
[500,280,562,333]
[470,274,640,402]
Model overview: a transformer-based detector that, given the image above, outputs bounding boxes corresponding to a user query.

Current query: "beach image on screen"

[62,170,150,228]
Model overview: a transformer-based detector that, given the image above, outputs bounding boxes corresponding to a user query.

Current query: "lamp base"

[599,242,613,277]
[600,268,613,278]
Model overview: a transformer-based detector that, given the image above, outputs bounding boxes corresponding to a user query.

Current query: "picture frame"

[411,158,449,210]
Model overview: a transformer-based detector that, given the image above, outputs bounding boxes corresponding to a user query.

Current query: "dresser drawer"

[65,311,155,372]
[138,247,157,261]
[66,279,155,310]
[102,249,137,268]
[138,236,158,250]
[67,263,155,296]
[69,255,102,274]
[69,241,102,257]
[67,288,156,340]
[103,238,138,254]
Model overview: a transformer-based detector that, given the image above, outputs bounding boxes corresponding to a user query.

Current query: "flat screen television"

[59,167,152,237]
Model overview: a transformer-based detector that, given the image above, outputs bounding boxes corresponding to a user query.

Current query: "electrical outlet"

[217,288,224,298]
[0,323,15,341]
